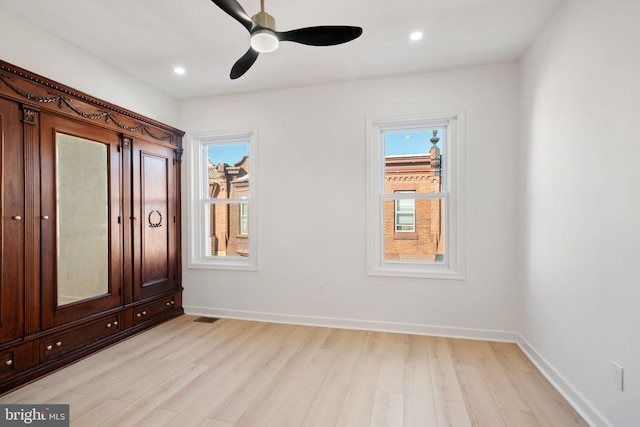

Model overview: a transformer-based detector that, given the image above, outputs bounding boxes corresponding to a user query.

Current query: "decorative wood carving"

[0,61,182,143]
[174,148,184,164]
[21,106,38,124]
[122,135,133,150]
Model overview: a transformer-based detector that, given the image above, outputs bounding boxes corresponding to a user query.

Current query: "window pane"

[395,193,415,232]
[384,198,444,263]
[206,203,250,257]
[396,198,414,211]
[240,203,248,235]
[384,129,442,195]
[207,143,250,200]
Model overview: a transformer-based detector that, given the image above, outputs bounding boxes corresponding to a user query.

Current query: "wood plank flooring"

[0,315,588,426]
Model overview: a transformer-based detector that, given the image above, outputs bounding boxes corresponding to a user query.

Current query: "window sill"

[393,232,418,240]
[188,257,257,271]
[367,263,465,280]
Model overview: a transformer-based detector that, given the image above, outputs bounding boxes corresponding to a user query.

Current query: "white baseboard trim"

[184,305,520,342]
[516,335,613,427]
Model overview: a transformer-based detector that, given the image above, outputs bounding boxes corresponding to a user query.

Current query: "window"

[187,129,258,270]
[395,191,416,232]
[366,113,465,279]
[240,202,248,235]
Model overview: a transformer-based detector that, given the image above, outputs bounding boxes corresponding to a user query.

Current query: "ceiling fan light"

[251,29,279,53]
[410,31,424,41]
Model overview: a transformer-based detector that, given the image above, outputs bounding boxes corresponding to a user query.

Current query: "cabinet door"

[0,98,24,343]
[132,140,177,301]
[40,114,122,328]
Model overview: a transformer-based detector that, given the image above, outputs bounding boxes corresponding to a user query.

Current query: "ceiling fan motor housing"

[252,11,276,30]
[213,0,363,78]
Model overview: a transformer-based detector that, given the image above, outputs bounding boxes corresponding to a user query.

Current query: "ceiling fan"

[211,0,363,79]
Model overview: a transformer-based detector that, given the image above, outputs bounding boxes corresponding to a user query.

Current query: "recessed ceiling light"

[173,66,186,75]
[410,31,424,41]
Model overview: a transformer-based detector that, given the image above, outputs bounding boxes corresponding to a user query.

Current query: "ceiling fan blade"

[277,26,363,46]
[230,48,260,79]
[211,0,255,32]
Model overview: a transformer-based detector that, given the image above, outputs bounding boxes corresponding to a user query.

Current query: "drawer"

[41,314,120,362]
[0,350,17,379]
[133,295,177,325]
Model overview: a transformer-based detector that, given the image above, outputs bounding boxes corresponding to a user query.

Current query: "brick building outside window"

[207,155,250,257]
[383,130,443,262]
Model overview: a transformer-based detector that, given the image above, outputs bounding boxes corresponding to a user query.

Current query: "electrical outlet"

[612,361,624,391]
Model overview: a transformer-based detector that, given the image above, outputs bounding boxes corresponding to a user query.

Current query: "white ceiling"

[2,0,562,99]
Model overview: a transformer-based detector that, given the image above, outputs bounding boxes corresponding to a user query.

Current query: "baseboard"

[184,305,520,342]
[516,335,613,427]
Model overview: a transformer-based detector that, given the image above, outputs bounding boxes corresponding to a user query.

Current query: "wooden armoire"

[0,60,183,393]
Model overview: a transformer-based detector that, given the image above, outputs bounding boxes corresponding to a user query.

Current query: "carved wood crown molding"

[0,61,184,143]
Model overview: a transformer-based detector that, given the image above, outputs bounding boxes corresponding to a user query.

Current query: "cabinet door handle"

[12,215,22,221]
[42,215,49,220]
[5,360,13,366]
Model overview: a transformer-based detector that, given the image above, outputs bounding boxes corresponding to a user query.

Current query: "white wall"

[4,0,635,423]
[519,0,640,425]
[179,63,520,338]
[0,7,178,126]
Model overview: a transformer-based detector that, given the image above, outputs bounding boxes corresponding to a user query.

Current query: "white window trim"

[366,112,466,279]
[186,128,259,271]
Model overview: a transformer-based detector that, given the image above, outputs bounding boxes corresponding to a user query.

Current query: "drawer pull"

[113,321,118,326]
[42,215,49,220]
[107,323,112,328]
[107,321,119,328]
[137,311,147,318]
[166,301,175,306]
[46,341,63,351]
[12,215,22,221]
[143,311,147,315]
[5,360,13,366]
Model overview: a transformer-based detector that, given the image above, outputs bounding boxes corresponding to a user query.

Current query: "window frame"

[366,112,466,279]
[187,128,259,271]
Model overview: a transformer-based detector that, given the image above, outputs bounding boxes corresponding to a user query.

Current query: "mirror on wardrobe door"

[55,132,109,306]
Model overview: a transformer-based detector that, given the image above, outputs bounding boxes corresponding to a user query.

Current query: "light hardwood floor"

[0,315,588,426]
